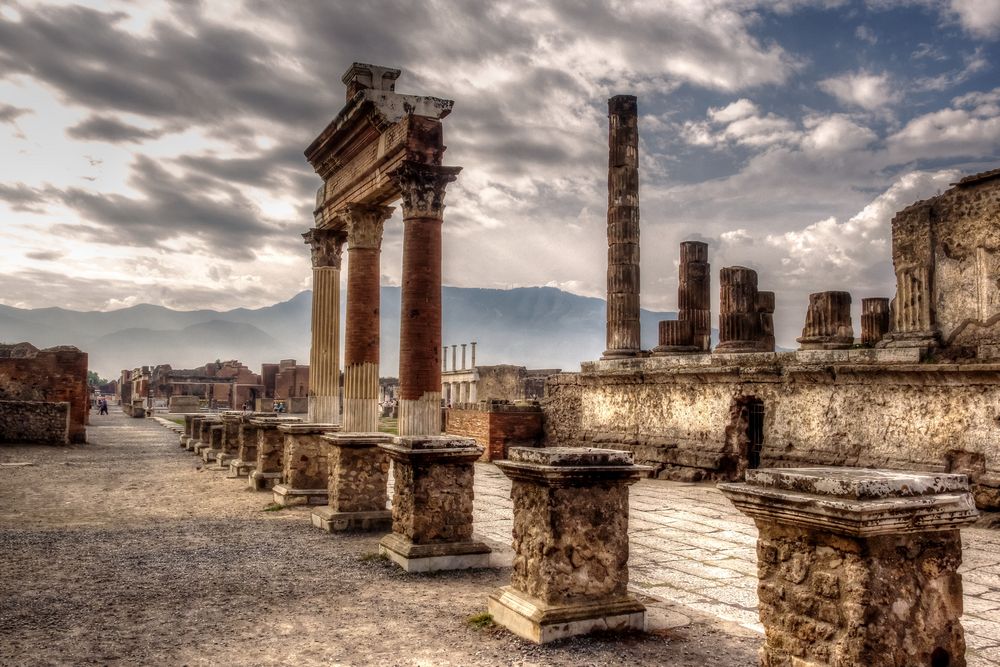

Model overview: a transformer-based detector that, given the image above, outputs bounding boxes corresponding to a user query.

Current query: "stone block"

[720,467,978,667]
[310,432,391,533]
[271,483,328,507]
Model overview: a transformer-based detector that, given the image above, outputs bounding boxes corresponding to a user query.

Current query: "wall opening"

[746,398,765,470]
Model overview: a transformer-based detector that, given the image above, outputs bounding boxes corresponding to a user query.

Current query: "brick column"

[604,94,641,359]
[338,203,394,433]
[720,468,978,667]
[392,161,461,436]
[303,228,347,424]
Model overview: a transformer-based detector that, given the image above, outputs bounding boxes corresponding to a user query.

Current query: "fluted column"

[861,297,891,346]
[797,291,853,350]
[603,94,641,359]
[715,266,761,353]
[392,161,461,436]
[338,203,394,433]
[757,291,776,352]
[303,228,347,423]
[679,241,712,351]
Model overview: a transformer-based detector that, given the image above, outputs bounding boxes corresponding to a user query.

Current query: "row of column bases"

[175,414,976,660]
[602,94,892,358]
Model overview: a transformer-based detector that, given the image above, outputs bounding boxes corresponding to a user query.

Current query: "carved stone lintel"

[391,161,461,220]
[303,228,347,269]
[335,203,395,250]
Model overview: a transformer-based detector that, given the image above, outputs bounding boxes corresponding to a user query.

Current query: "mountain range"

[0,287,678,379]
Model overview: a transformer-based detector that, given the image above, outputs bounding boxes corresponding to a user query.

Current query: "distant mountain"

[0,287,677,379]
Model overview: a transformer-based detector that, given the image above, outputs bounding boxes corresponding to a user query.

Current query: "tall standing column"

[393,161,461,436]
[470,341,476,367]
[603,94,641,359]
[339,203,394,433]
[303,228,346,423]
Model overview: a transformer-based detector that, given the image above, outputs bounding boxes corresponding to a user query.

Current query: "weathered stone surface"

[323,432,390,513]
[490,446,646,643]
[543,359,1000,509]
[0,400,70,445]
[603,95,641,359]
[716,267,764,353]
[720,467,977,667]
[798,291,854,350]
[278,423,339,491]
[0,343,88,443]
[862,297,892,346]
[679,241,711,352]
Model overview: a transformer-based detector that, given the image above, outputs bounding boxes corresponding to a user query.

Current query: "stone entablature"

[543,353,1000,509]
[720,468,977,667]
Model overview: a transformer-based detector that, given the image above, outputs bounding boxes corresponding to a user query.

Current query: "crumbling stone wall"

[0,343,88,443]
[391,460,475,544]
[543,355,1000,509]
[0,400,70,444]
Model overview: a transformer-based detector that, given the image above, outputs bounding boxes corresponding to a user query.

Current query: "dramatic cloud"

[819,70,899,110]
[66,116,164,143]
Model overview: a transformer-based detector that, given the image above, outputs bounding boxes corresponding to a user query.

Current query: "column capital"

[335,203,395,250]
[303,227,347,269]
[391,161,462,220]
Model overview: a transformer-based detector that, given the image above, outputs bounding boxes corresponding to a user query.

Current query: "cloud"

[948,0,1000,38]
[66,116,164,143]
[886,88,1000,161]
[0,182,48,213]
[0,103,31,124]
[801,114,877,153]
[819,70,900,110]
[855,25,878,44]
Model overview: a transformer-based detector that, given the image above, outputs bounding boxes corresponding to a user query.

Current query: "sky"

[1,0,999,350]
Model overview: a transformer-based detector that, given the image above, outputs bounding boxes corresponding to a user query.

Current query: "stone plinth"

[719,467,978,667]
[488,447,648,644]
[311,432,392,533]
[201,424,225,463]
[798,291,854,350]
[193,418,219,454]
[603,94,641,360]
[271,423,339,506]
[248,417,301,491]
[862,297,891,346]
[652,319,698,355]
[377,435,491,572]
[226,413,277,479]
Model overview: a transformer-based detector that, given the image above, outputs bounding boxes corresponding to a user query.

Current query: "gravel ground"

[0,411,759,666]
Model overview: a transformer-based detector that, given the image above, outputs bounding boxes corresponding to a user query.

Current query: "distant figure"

[98,399,108,415]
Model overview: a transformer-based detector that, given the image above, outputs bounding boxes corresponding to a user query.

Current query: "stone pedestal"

[249,417,301,491]
[193,418,219,455]
[862,297,892,346]
[797,291,854,350]
[271,423,339,506]
[201,424,225,463]
[488,447,648,644]
[377,435,490,572]
[603,94,641,360]
[218,412,244,465]
[719,467,978,667]
[311,432,392,533]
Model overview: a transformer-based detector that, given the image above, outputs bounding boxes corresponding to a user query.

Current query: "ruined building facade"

[541,103,1000,510]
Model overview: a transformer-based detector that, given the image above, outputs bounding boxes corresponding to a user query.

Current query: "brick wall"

[446,403,544,461]
[0,344,88,443]
[0,400,71,444]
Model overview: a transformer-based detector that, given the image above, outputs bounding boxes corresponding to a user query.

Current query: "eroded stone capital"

[302,227,347,269]
[391,161,461,220]
[334,203,394,250]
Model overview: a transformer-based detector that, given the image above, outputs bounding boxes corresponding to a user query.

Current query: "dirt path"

[0,411,759,666]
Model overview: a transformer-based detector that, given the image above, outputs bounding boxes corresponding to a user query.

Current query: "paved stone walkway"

[472,461,1000,666]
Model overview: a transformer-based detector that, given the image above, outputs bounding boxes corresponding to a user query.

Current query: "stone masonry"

[311,432,392,533]
[0,343,88,444]
[489,447,648,643]
[378,435,491,572]
[271,423,338,506]
[604,95,641,359]
[0,400,70,445]
[720,468,979,667]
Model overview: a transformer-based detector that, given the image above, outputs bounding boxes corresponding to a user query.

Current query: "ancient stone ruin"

[0,342,88,444]
[797,291,854,350]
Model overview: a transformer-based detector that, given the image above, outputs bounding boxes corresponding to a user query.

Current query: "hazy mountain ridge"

[0,287,677,378]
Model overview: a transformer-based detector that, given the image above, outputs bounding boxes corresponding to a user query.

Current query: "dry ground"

[0,412,759,666]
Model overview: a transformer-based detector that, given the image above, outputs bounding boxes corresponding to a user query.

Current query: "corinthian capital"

[391,161,462,220]
[335,203,395,250]
[302,227,347,269]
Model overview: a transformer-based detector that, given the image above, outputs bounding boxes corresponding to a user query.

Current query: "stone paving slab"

[471,462,1000,666]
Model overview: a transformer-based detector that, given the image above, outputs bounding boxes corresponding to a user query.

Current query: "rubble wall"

[543,353,1000,509]
[0,400,70,444]
[0,345,88,443]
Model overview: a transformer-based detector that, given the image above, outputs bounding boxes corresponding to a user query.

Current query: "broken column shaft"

[862,297,891,346]
[716,266,762,353]
[679,241,711,351]
[603,95,641,359]
[797,291,854,350]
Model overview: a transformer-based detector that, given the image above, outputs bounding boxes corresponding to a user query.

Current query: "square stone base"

[249,471,282,491]
[193,441,210,454]
[227,459,255,479]
[378,532,491,573]
[179,435,189,448]
[201,448,222,463]
[311,507,392,533]
[215,452,235,468]
[185,439,198,451]
[487,586,645,644]
[272,484,328,507]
